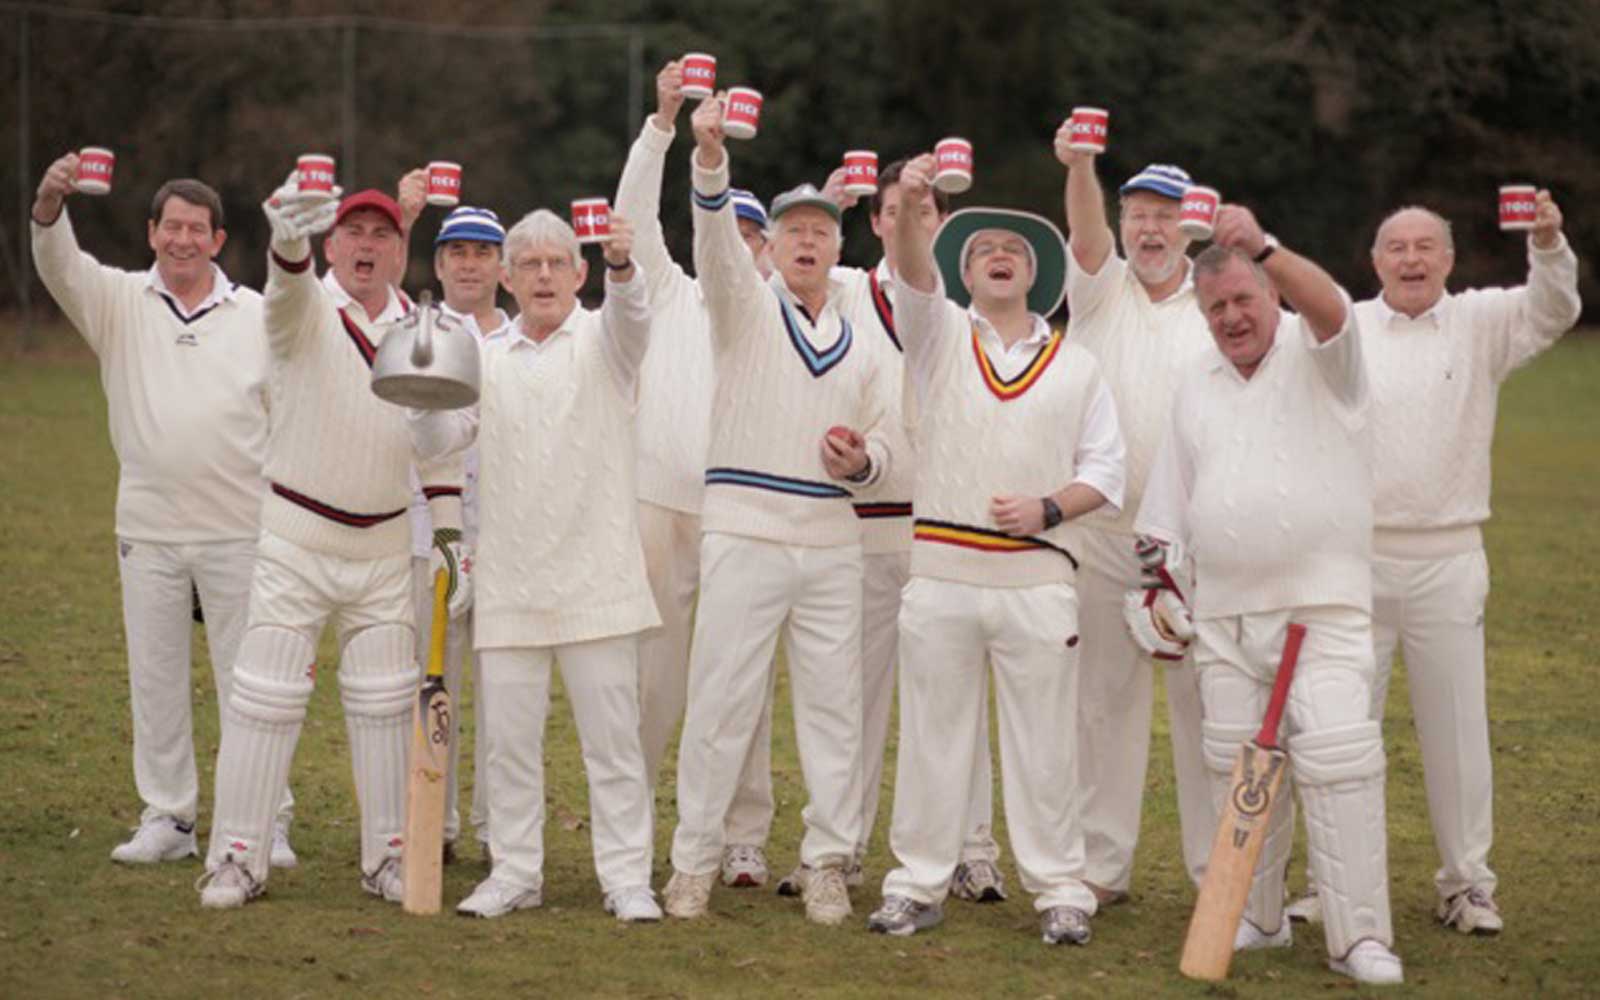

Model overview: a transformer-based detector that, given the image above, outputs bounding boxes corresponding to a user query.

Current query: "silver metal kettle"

[370,290,481,409]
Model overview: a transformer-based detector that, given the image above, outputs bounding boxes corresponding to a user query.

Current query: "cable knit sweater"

[1357,235,1581,557]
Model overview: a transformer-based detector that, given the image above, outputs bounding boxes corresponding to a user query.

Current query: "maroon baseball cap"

[335,189,404,232]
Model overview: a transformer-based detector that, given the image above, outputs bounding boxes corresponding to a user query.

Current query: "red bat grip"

[1255,623,1306,749]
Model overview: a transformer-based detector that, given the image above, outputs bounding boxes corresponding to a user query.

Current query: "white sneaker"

[867,895,943,937]
[457,875,542,918]
[110,816,197,864]
[270,819,297,870]
[721,844,770,888]
[195,856,262,909]
[1286,889,1323,924]
[1329,939,1404,985]
[360,855,404,903]
[1041,905,1093,945]
[663,870,714,919]
[803,866,852,926]
[1234,919,1292,951]
[1437,888,1503,935]
[950,859,1007,903]
[604,886,663,923]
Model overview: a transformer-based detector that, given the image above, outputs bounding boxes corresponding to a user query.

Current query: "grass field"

[2,334,1597,999]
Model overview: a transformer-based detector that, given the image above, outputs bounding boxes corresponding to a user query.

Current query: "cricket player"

[404,205,513,863]
[411,209,663,922]
[1285,191,1581,934]
[868,153,1124,946]
[664,94,896,927]
[29,157,297,869]
[196,175,467,908]
[615,61,783,890]
[1054,132,1217,903]
[1136,207,1403,984]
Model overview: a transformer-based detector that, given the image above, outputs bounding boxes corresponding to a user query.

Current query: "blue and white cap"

[434,206,506,246]
[729,188,770,231]
[1118,164,1192,201]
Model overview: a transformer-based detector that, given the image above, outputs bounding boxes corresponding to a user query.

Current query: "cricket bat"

[401,569,452,915]
[1178,622,1307,980]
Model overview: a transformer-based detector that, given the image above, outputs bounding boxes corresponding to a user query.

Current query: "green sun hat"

[931,207,1069,317]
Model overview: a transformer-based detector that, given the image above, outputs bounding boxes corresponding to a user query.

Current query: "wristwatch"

[1253,233,1280,264]
[1041,497,1064,530]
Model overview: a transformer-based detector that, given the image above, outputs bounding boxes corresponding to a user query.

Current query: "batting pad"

[1290,721,1393,959]
[208,626,315,881]
[341,624,417,876]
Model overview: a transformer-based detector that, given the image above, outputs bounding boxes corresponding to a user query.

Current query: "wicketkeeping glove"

[1123,534,1195,660]
[262,171,341,252]
[429,527,473,619]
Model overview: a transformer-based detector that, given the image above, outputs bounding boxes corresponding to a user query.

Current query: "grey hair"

[1192,244,1270,289]
[503,209,580,269]
[1372,205,1454,254]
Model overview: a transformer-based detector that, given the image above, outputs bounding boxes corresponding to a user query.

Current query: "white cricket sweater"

[616,117,715,516]
[1358,235,1581,558]
[1136,302,1372,618]
[1065,251,1212,538]
[258,253,460,560]
[896,278,1120,588]
[834,261,916,555]
[412,273,661,648]
[691,152,892,548]
[32,209,269,544]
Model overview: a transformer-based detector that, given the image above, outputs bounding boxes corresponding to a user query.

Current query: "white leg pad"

[1202,719,1292,934]
[207,626,314,883]
[1289,721,1394,958]
[340,624,418,876]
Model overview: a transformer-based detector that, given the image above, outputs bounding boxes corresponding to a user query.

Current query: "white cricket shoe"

[270,818,297,869]
[950,859,1007,903]
[803,865,852,926]
[1041,905,1093,946]
[867,895,943,937]
[1233,919,1292,951]
[605,886,664,923]
[457,875,542,918]
[1329,939,1404,985]
[1437,888,1503,935]
[663,869,714,919]
[195,856,262,909]
[110,815,197,864]
[360,855,404,903]
[1286,889,1323,924]
[721,844,770,888]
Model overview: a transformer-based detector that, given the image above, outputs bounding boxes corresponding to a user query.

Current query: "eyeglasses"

[509,255,573,275]
[969,238,1029,259]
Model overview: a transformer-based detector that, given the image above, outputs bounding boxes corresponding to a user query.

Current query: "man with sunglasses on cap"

[196,171,465,909]
[403,205,514,863]
[867,152,1124,946]
[664,94,898,927]
[1053,131,1218,907]
[616,62,784,891]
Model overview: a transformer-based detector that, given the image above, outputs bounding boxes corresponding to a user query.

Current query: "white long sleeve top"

[690,151,893,548]
[896,272,1125,587]
[410,271,661,648]
[1136,300,1372,619]
[31,208,269,543]
[1357,235,1581,557]
[1065,250,1214,539]
[615,117,716,516]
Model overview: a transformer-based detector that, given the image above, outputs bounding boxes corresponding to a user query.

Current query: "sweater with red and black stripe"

[259,245,461,560]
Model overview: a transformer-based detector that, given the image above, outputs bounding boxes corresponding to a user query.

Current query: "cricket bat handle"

[1255,623,1306,750]
[427,568,449,680]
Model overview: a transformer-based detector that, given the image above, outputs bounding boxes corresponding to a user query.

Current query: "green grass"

[2,334,1598,998]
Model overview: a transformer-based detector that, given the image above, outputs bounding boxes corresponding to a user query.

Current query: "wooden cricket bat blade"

[402,570,452,915]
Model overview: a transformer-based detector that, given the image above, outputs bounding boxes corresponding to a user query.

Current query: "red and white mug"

[1498,184,1537,231]
[426,161,462,207]
[296,154,337,200]
[681,52,717,100]
[842,150,879,197]
[1067,106,1110,154]
[571,197,612,243]
[1178,185,1220,240]
[75,147,115,195]
[722,87,763,140]
[933,137,974,194]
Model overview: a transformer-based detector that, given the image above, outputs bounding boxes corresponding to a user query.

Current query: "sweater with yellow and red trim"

[259,248,461,560]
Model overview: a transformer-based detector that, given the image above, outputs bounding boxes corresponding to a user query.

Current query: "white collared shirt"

[145,263,237,320]
[321,271,409,325]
